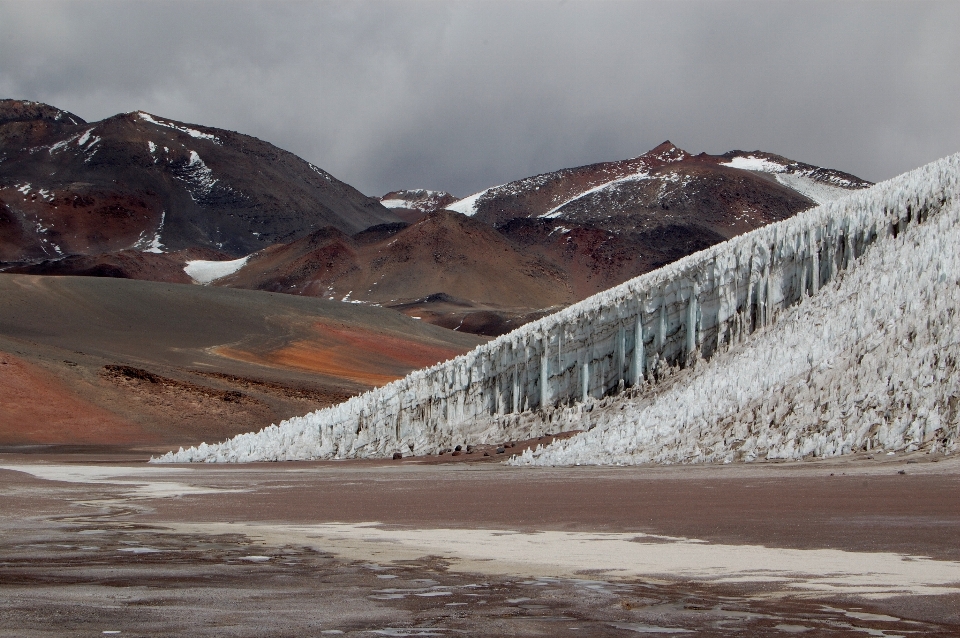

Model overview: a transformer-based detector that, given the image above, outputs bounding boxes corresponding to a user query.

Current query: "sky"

[1,0,959,198]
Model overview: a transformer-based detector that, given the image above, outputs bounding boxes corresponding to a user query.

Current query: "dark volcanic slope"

[0,99,399,262]
[0,274,484,447]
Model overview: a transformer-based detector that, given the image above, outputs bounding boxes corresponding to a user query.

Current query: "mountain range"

[1,100,872,335]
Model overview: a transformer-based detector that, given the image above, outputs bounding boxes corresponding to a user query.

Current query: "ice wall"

[512,181,960,465]
[153,154,960,463]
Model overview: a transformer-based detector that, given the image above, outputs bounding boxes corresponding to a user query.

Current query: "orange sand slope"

[219,320,467,386]
[0,353,153,445]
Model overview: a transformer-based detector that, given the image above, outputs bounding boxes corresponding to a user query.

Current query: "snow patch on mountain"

[724,154,869,204]
[446,190,485,216]
[540,170,652,218]
[47,133,83,155]
[723,156,785,172]
[134,210,167,253]
[173,151,219,202]
[540,169,696,219]
[774,173,854,205]
[184,255,250,284]
[77,128,94,146]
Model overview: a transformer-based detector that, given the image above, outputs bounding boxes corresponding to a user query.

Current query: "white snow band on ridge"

[153,154,960,464]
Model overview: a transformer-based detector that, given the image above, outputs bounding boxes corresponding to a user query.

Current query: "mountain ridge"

[0,99,400,262]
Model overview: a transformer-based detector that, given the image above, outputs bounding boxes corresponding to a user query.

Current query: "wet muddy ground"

[1,451,958,637]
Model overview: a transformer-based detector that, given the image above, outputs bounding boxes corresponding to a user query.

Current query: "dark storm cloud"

[1,0,958,197]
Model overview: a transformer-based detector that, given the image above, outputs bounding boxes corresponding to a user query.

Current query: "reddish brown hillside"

[449,141,871,226]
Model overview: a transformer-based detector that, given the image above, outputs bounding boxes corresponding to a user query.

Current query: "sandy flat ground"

[0,450,958,636]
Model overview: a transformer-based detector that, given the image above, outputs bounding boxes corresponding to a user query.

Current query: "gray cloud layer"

[2,0,958,197]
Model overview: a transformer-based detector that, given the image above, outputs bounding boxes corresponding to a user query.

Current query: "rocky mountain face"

[0,99,399,264]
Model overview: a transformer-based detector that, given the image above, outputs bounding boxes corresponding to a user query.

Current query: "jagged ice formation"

[512,183,960,465]
[153,154,960,463]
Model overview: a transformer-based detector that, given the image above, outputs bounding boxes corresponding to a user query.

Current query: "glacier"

[153,153,960,464]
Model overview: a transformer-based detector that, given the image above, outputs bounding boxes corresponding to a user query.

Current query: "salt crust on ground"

[0,464,239,498]
[166,521,960,598]
[154,154,960,464]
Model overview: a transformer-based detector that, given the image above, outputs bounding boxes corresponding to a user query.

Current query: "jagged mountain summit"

[0,99,399,263]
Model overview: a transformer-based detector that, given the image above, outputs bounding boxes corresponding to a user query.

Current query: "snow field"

[722,155,786,173]
[152,153,960,464]
[723,154,868,203]
[380,199,413,209]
